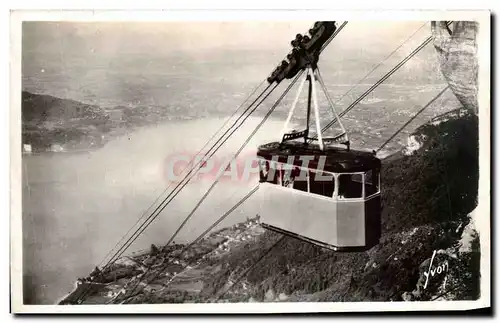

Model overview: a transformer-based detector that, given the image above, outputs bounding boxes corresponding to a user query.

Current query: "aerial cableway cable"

[76,81,275,302]
[376,85,450,153]
[112,71,305,303]
[104,81,277,254]
[313,24,450,141]
[97,79,268,268]
[320,21,348,53]
[315,36,434,139]
[77,78,284,303]
[116,185,261,304]
[163,71,304,247]
[320,22,428,116]
[211,23,458,300]
[77,21,346,303]
[102,79,278,267]
[177,186,260,255]
[102,83,274,261]
[215,86,453,300]
[112,21,347,273]
[93,20,348,273]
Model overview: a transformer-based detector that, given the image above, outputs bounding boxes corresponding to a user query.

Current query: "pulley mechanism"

[266,21,349,151]
[267,21,337,84]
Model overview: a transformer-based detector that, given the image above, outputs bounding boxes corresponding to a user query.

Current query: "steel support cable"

[115,72,303,303]
[179,186,259,254]
[80,21,348,303]
[115,71,301,278]
[100,83,274,264]
[97,79,268,268]
[78,77,284,303]
[98,19,348,272]
[215,88,447,301]
[213,90,451,306]
[105,83,276,253]
[212,89,449,303]
[134,25,448,304]
[320,22,428,119]
[320,21,348,53]
[317,22,453,139]
[162,72,303,248]
[115,21,352,300]
[118,186,261,303]
[312,34,435,141]
[76,82,275,302]
[376,86,450,153]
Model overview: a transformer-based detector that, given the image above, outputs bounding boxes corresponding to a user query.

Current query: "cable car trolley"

[257,21,382,251]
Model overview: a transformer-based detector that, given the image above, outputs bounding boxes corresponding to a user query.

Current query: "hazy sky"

[23,21,431,58]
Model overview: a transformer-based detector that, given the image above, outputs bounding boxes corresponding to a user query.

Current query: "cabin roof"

[257,141,381,173]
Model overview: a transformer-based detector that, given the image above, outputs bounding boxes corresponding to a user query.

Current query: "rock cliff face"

[60,108,480,305]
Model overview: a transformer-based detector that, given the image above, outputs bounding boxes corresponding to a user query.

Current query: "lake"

[22,117,287,304]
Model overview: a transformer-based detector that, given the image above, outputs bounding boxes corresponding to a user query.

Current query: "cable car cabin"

[256,141,381,251]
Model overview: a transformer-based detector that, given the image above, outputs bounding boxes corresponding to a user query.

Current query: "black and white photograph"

[10,9,491,313]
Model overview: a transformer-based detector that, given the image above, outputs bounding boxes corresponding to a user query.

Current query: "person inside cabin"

[269,165,280,184]
[282,167,294,188]
[259,159,269,183]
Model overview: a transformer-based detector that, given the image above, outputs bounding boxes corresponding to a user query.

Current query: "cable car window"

[258,159,269,183]
[292,167,308,192]
[309,170,335,197]
[282,167,294,188]
[275,167,283,186]
[337,173,363,199]
[271,166,284,186]
[364,169,380,197]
